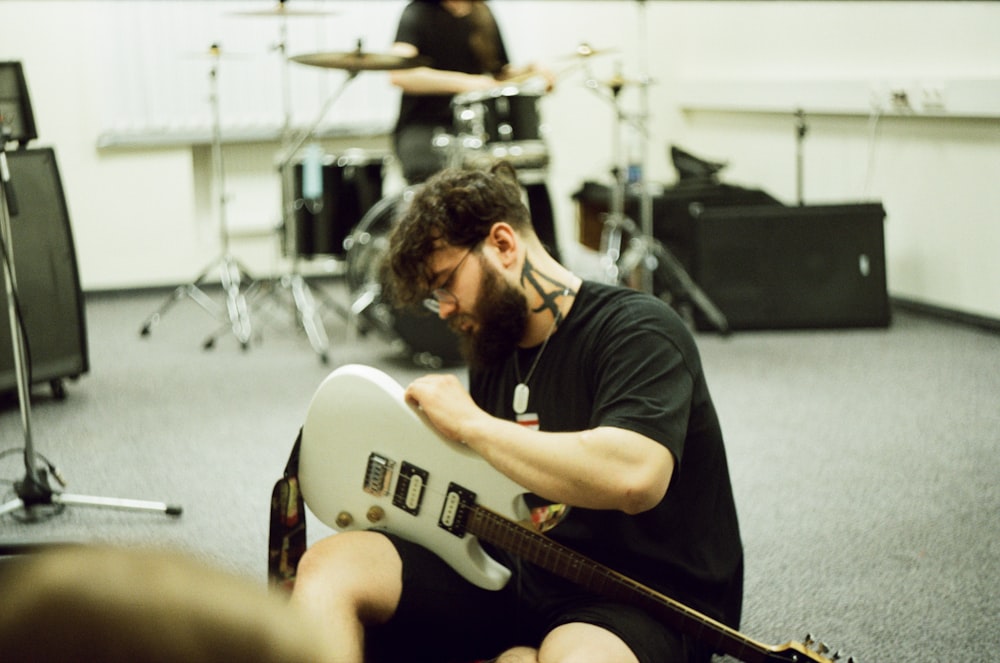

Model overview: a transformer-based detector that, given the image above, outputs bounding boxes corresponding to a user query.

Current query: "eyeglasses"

[423,246,475,314]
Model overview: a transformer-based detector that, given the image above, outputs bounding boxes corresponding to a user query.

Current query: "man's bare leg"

[290,531,403,663]
[491,622,640,663]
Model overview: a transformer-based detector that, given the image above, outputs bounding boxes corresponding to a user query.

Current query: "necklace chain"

[512,289,569,414]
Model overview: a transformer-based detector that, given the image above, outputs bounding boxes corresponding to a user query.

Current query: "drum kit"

[135,3,423,362]
[139,1,722,366]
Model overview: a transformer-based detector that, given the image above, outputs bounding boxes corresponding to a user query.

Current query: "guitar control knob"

[335,511,354,528]
[366,506,386,523]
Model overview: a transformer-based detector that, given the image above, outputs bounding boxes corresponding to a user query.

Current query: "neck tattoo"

[512,289,569,415]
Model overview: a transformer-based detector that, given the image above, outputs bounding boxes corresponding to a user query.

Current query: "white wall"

[2,1,998,319]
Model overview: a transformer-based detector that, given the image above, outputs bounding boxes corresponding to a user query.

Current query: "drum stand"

[588,18,729,333]
[0,128,182,524]
[139,48,257,350]
[233,11,331,364]
[263,48,381,364]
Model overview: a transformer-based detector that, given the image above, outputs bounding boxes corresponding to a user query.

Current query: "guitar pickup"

[438,482,476,537]
[362,452,395,497]
[392,462,428,515]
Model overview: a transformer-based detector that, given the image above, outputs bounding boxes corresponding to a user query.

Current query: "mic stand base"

[0,468,182,523]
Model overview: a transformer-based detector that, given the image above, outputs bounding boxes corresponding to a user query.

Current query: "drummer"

[388,0,554,185]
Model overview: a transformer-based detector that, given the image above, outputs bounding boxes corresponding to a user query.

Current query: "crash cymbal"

[291,50,425,71]
[555,43,618,61]
[231,3,338,18]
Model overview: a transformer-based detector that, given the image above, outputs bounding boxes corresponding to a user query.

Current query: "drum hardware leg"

[199,257,262,351]
[287,271,331,365]
[142,252,258,351]
[252,263,366,365]
[345,283,380,345]
[138,46,258,350]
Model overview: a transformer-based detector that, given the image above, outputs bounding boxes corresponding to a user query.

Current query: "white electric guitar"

[299,364,854,663]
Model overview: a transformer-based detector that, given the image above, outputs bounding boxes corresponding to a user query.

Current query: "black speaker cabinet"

[691,203,890,331]
[573,180,780,272]
[0,147,89,394]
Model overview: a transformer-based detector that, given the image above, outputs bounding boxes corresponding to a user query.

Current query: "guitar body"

[300,364,529,591]
[299,365,853,663]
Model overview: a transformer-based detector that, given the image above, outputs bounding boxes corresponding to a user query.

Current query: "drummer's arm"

[388,42,498,95]
[498,63,556,91]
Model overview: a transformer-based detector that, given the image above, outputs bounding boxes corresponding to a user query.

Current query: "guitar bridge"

[438,482,476,537]
[363,452,395,497]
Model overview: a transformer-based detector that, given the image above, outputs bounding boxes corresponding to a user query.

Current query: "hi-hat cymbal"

[291,50,425,71]
[231,4,338,18]
[598,75,657,90]
[555,43,618,61]
[181,45,260,60]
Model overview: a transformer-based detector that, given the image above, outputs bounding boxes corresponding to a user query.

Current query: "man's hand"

[404,374,484,444]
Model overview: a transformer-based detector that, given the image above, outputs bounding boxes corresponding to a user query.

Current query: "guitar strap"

[267,428,306,592]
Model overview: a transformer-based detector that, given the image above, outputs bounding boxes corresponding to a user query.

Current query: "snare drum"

[285,149,388,259]
[345,190,463,366]
[452,86,549,171]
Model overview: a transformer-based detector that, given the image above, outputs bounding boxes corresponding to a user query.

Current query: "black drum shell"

[286,151,387,259]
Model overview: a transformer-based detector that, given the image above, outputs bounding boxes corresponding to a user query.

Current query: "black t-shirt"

[393,0,510,133]
[470,281,743,626]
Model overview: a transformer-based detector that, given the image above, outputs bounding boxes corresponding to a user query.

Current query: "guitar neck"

[466,505,784,663]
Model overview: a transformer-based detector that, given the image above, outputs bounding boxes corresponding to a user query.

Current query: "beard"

[450,258,527,369]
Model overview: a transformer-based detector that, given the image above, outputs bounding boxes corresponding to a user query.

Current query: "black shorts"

[364,533,711,663]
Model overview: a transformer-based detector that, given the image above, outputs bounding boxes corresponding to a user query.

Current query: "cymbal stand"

[0,126,182,523]
[586,28,729,332]
[267,50,376,363]
[139,46,256,351]
[241,15,335,364]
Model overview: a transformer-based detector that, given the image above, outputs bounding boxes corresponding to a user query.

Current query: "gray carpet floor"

[1,280,997,662]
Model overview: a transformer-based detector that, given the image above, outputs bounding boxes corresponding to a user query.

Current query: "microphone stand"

[795,108,808,206]
[0,126,182,525]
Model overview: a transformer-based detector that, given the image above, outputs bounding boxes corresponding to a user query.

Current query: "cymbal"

[181,45,260,60]
[555,43,618,61]
[598,75,656,90]
[291,50,425,71]
[230,4,338,18]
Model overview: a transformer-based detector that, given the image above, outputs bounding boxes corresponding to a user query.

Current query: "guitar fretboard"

[465,505,785,663]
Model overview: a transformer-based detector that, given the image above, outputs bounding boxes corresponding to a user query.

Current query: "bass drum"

[345,190,464,367]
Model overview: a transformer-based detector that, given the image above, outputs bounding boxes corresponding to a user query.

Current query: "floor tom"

[285,149,388,259]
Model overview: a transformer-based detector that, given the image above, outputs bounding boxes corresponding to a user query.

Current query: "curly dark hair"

[385,161,532,308]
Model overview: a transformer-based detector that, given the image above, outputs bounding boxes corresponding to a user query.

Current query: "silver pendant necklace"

[512,290,568,415]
